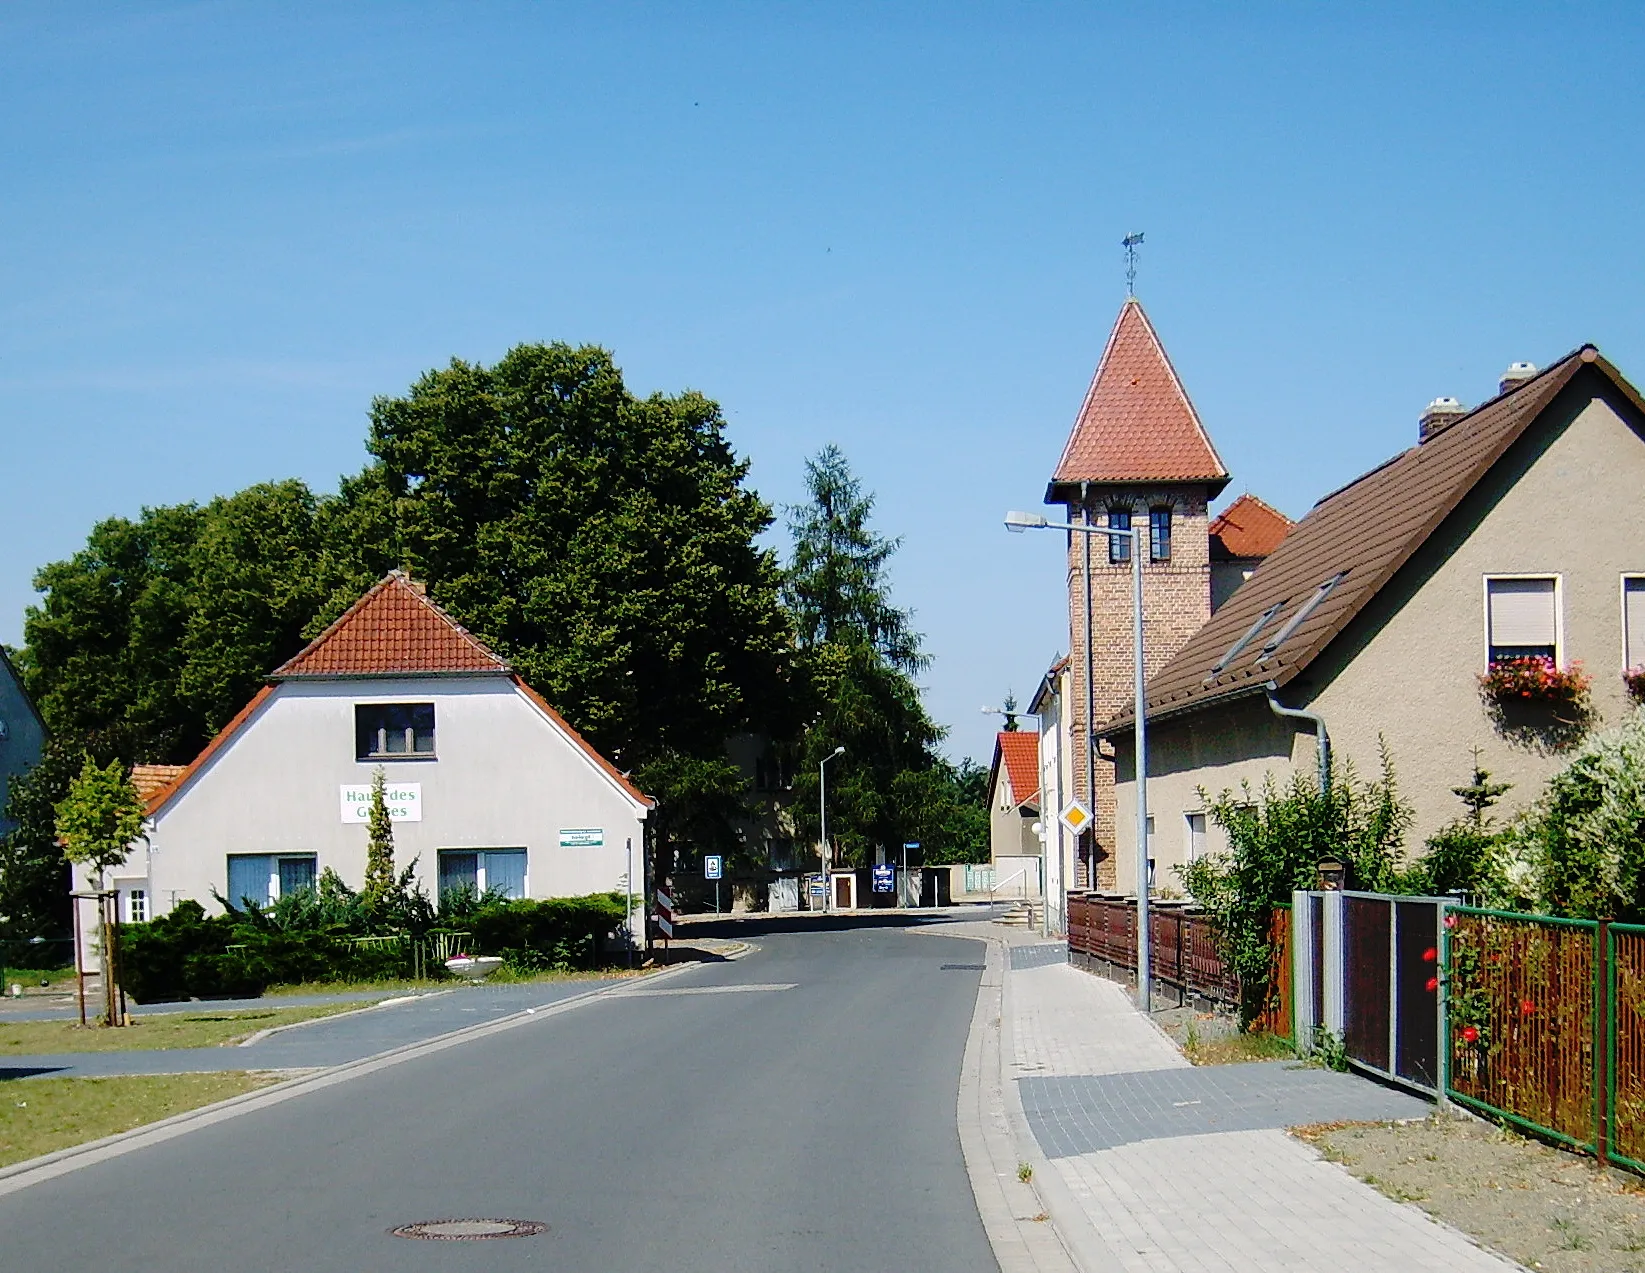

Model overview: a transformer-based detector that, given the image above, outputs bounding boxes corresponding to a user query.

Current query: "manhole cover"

[390,1218,548,1241]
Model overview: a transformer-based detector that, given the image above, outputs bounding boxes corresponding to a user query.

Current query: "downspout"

[1265,682,1330,794]
[1080,483,1095,883]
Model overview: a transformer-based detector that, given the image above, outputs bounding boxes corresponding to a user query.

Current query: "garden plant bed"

[0,1001,372,1054]
[1293,1115,1645,1272]
[0,1072,284,1168]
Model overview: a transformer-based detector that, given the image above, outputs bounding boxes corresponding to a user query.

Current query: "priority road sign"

[704,855,723,880]
[1059,799,1092,836]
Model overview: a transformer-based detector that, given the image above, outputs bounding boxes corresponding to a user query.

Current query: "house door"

[833,874,855,909]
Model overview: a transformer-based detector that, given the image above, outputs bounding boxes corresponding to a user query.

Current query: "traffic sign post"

[901,842,920,907]
[1058,799,1092,836]
[655,889,674,962]
[704,855,723,913]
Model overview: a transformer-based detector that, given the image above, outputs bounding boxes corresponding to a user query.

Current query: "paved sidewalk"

[1005,949,1519,1272]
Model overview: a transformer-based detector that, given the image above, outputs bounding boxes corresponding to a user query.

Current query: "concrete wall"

[1110,374,1645,891]
[0,653,45,834]
[80,674,648,916]
[1210,559,1258,614]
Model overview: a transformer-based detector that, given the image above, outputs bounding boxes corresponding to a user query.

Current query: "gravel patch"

[1294,1114,1645,1272]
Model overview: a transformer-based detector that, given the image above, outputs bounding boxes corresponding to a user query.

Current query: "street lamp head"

[832,745,845,756]
[1003,510,1047,533]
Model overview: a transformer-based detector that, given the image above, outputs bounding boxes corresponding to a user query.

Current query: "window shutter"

[1487,578,1556,648]
[1627,578,1645,669]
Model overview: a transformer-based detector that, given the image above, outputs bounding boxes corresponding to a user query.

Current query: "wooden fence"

[1066,893,1291,1035]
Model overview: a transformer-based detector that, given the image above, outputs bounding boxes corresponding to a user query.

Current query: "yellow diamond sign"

[1059,800,1092,835]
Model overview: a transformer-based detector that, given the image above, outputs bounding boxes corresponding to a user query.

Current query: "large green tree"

[322,343,792,772]
[21,481,332,764]
[782,447,985,866]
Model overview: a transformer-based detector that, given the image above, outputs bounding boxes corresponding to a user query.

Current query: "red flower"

[1444,914,1457,929]
[1425,976,1439,993]
[1461,1025,1480,1043]
[1422,947,1437,963]
[1520,999,1535,1017]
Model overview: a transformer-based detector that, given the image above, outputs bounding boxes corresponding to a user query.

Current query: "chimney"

[1499,361,1538,395]
[1419,396,1467,441]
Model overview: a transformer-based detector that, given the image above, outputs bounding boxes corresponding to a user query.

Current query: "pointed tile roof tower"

[272,571,511,678]
[1046,297,1229,502]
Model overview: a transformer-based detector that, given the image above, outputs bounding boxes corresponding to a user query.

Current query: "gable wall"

[129,675,645,913]
[1109,377,1645,892]
[0,657,45,833]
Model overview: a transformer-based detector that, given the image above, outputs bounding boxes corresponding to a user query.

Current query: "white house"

[75,572,653,928]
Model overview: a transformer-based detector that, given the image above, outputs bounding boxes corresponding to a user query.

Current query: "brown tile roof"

[1048,297,1229,499]
[1209,493,1293,561]
[130,764,186,803]
[272,572,510,679]
[1105,345,1637,732]
[993,731,1040,808]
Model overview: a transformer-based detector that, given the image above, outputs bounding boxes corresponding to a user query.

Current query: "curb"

[953,938,1082,1273]
[0,960,699,1197]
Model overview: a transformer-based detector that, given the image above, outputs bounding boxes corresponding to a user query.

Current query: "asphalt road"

[0,918,997,1273]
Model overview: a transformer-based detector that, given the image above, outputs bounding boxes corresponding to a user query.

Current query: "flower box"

[1478,657,1591,713]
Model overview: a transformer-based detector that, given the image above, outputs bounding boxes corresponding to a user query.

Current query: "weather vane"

[1122,231,1144,295]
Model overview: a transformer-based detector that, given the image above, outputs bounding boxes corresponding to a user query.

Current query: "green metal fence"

[1443,906,1645,1175]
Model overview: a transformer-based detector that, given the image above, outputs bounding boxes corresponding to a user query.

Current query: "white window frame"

[125,889,147,923]
[1482,573,1563,667]
[1623,574,1645,671]
[1184,812,1207,862]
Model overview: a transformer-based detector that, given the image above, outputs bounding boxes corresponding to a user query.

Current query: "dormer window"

[356,703,436,759]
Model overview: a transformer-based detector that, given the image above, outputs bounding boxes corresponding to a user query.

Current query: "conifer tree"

[362,769,395,909]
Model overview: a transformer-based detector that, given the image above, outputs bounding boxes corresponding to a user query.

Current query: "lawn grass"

[1183,1029,1296,1066]
[0,1001,373,1054]
[0,1072,282,1169]
[262,966,645,996]
[0,967,78,992]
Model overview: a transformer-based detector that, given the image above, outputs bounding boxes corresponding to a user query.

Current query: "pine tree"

[1452,748,1511,827]
[362,769,395,908]
[783,446,925,673]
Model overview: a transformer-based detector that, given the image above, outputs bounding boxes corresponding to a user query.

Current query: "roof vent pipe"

[1499,361,1538,395]
[1265,683,1329,795]
[1419,396,1467,442]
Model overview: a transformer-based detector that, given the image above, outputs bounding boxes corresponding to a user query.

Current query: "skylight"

[1205,602,1284,683]
[1256,573,1346,665]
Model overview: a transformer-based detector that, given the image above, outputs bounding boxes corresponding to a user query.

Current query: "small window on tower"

[1150,508,1172,561]
[1108,509,1132,563]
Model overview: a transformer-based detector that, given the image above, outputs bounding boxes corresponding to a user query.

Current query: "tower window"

[1150,509,1172,561]
[1107,509,1132,563]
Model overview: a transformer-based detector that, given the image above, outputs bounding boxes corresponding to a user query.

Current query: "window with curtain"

[438,848,528,905]
[1149,508,1172,561]
[226,854,317,908]
[355,703,436,759]
[1626,577,1645,669]
[1486,577,1557,664]
[1107,509,1132,563]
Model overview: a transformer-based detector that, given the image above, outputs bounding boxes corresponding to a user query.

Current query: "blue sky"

[3,1,1641,764]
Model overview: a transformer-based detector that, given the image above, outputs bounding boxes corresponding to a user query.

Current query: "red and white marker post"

[654,890,674,962]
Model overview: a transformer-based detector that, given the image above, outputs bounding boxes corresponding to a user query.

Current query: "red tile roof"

[1048,297,1229,498]
[130,764,186,803]
[272,572,510,678]
[1209,493,1293,561]
[994,731,1040,809]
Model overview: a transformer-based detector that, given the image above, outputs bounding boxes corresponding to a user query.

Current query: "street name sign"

[559,827,603,848]
[1058,799,1092,836]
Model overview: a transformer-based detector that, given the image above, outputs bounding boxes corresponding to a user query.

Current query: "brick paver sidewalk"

[1007,952,1518,1272]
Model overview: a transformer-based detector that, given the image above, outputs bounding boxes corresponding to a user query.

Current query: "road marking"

[610,983,796,997]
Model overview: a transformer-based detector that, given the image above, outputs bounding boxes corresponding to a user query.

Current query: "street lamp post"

[1006,509,1152,1013]
[819,745,845,913]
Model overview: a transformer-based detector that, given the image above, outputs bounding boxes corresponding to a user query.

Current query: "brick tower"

[1045,298,1228,890]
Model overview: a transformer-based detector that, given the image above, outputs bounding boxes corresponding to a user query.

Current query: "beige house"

[987,730,1041,860]
[1099,346,1645,895]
